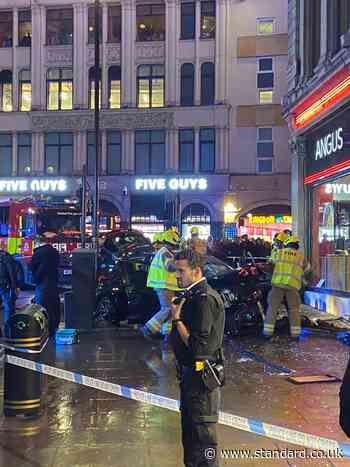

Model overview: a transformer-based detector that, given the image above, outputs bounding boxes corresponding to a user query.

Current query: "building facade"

[0,0,290,240]
[284,0,350,309]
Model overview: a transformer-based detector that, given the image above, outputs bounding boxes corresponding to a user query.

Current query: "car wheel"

[94,296,118,324]
[225,303,263,337]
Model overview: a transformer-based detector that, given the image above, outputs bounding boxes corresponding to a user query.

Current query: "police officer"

[264,236,307,340]
[170,249,225,467]
[30,232,60,337]
[141,229,181,341]
[0,249,19,327]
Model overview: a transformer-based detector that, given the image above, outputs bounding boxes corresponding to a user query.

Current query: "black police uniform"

[171,278,225,467]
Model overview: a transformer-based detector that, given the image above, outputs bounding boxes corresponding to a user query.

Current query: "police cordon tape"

[4,353,350,458]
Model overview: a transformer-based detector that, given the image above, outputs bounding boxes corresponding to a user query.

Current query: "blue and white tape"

[5,354,350,458]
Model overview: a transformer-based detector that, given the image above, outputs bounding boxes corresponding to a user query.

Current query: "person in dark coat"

[30,233,60,337]
[340,356,350,437]
[0,250,19,327]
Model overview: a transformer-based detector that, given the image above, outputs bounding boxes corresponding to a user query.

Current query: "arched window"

[180,63,194,106]
[19,70,31,111]
[108,66,121,109]
[200,62,214,105]
[0,70,12,112]
[89,66,101,109]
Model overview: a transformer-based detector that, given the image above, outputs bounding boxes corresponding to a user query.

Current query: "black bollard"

[3,304,48,417]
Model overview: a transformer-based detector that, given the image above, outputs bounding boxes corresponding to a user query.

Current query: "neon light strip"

[294,76,350,129]
[304,158,350,185]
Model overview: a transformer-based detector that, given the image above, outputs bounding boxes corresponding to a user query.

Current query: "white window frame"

[257,127,273,173]
[256,17,275,35]
[257,57,274,105]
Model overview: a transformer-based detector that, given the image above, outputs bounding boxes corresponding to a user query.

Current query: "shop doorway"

[181,203,211,239]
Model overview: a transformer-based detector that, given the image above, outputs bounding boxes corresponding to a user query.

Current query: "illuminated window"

[257,18,274,35]
[107,131,122,175]
[201,62,215,105]
[19,10,31,46]
[0,134,12,175]
[17,133,32,175]
[257,127,273,173]
[137,65,164,108]
[89,67,102,109]
[135,130,165,174]
[199,128,215,172]
[137,4,165,42]
[179,129,194,172]
[181,3,195,40]
[108,6,121,43]
[180,63,194,106]
[45,133,73,175]
[108,66,121,109]
[259,90,273,104]
[257,57,273,104]
[0,11,12,48]
[46,9,73,45]
[47,68,73,110]
[0,70,12,112]
[200,1,215,39]
[88,6,102,44]
[19,70,31,111]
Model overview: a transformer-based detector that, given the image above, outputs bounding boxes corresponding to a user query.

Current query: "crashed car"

[95,244,265,336]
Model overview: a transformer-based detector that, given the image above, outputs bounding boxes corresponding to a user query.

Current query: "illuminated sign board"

[315,127,343,160]
[135,178,208,191]
[325,183,350,195]
[0,178,69,194]
[248,215,292,225]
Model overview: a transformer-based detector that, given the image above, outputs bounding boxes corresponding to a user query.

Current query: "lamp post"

[93,0,100,252]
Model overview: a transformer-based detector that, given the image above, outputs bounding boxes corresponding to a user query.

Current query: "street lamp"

[93,0,100,252]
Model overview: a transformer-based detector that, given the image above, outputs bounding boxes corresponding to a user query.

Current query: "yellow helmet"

[153,233,162,243]
[276,232,288,242]
[284,235,300,246]
[163,229,180,246]
[191,226,199,235]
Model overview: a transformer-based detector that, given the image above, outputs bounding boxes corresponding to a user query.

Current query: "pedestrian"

[263,236,307,340]
[141,228,181,342]
[30,232,60,337]
[170,249,225,467]
[0,249,19,327]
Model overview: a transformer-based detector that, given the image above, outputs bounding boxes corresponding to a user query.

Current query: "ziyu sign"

[314,127,343,160]
[135,178,208,191]
[0,178,69,194]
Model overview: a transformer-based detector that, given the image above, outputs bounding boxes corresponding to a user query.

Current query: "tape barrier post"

[4,353,350,458]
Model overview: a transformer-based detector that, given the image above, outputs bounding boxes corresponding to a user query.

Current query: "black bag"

[202,360,225,391]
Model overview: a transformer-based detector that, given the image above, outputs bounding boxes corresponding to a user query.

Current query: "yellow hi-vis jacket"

[271,248,304,290]
[147,247,180,291]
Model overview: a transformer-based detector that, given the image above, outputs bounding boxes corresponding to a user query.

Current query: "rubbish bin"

[3,304,48,417]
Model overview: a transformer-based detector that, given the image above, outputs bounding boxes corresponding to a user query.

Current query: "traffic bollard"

[3,304,48,417]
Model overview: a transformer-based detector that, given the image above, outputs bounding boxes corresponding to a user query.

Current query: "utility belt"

[177,349,225,391]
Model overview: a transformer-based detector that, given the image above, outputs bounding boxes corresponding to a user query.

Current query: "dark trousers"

[180,368,220,467]
[34,284,60,337]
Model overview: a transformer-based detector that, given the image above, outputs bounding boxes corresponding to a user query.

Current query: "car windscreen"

[204,256,234,279]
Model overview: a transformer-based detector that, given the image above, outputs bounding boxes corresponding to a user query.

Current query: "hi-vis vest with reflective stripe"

[272,248,304,290]
[147,247,180,291]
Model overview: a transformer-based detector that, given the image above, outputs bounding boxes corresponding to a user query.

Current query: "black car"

[95,244,265,335]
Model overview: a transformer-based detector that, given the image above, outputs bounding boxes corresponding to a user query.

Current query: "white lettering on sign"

[0,178,68,194]
[135,178,208,191]
[315,127,344,160]
[325,183,350,195]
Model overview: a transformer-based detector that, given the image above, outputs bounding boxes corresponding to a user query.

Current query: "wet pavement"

[0,322,350,466]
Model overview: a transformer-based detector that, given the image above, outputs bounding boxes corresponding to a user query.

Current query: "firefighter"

[263,236,306,340]
[270,231,288,263]
[141,228,181,341]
